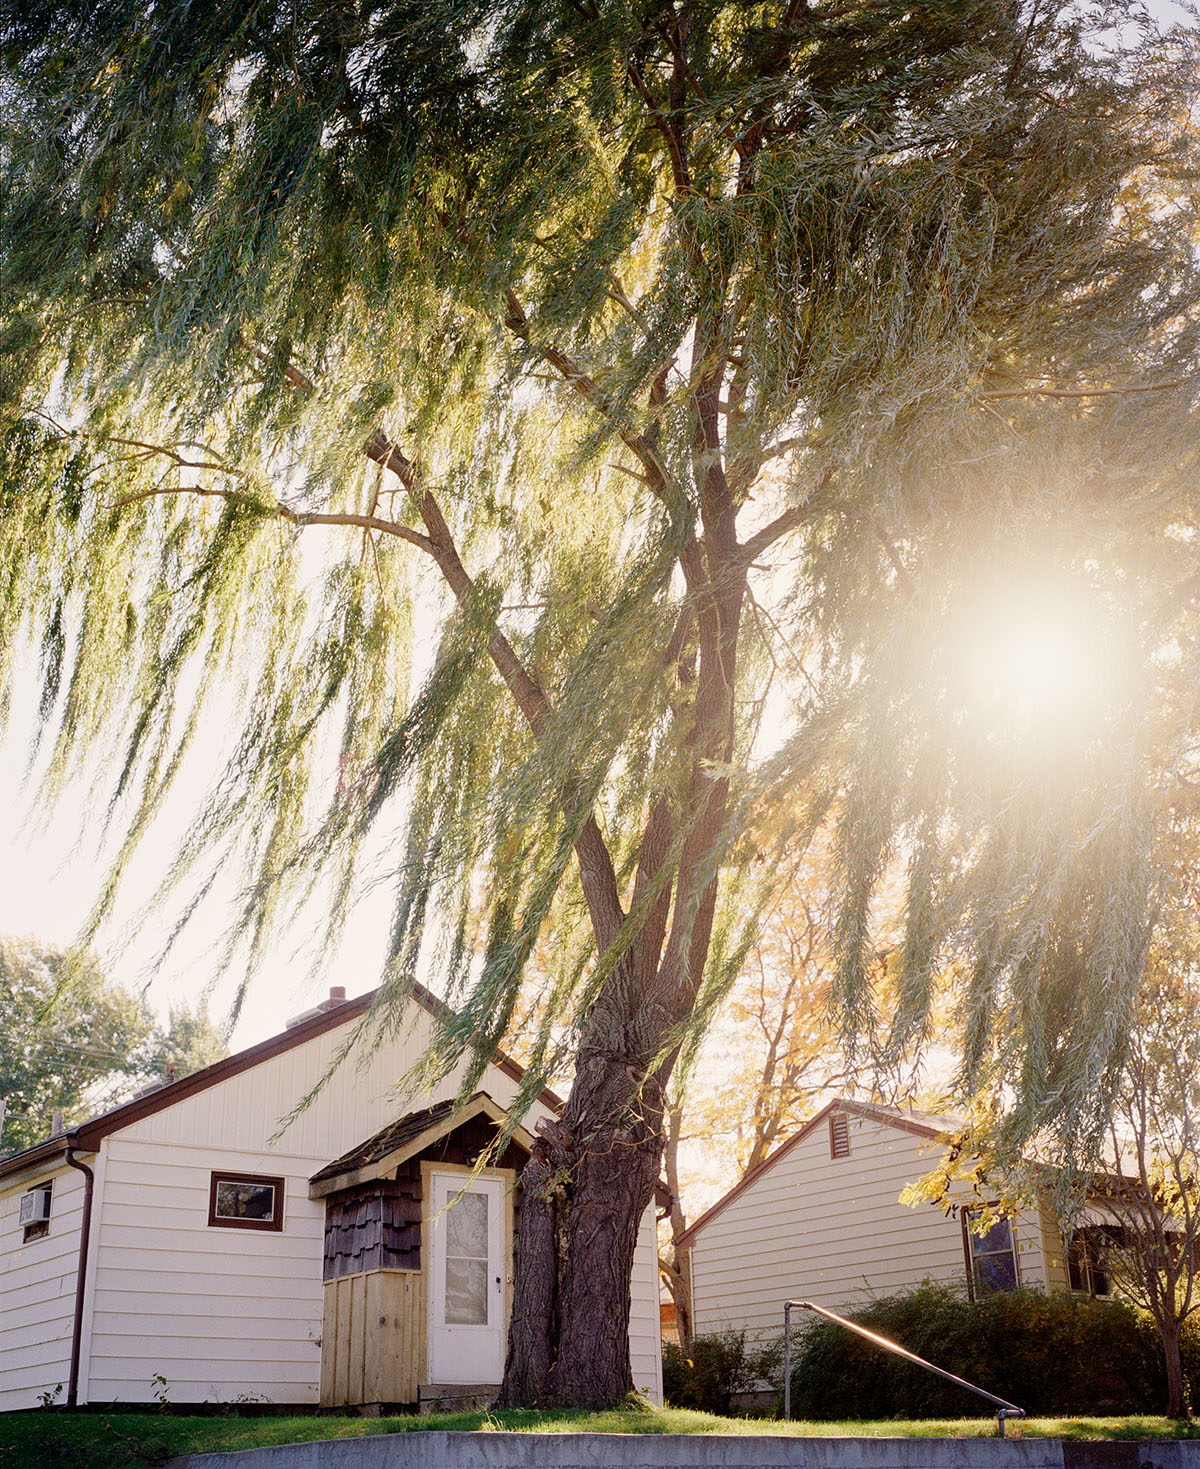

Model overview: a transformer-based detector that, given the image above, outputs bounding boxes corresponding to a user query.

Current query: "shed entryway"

[309,1092,532,1411]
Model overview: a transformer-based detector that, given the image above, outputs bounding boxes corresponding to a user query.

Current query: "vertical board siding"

[347,1275,367,1406]
[321,1270,425,1406]
[690,1114,1050,1350]
[0,1166,84,1412]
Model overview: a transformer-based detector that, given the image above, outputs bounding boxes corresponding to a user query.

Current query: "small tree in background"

[689,858,857,1179]
[660,841,863,1346]
[138,999,231,1082]
[0,936,229,1153]
[0,937,150,1152]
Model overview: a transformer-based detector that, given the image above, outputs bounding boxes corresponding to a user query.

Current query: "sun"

[956,577,1124,743]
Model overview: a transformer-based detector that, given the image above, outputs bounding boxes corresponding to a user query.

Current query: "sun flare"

[957,580,1123,741]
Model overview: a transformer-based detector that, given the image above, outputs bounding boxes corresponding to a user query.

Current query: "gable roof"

[673,1097,954,1249]
[0,980,559,1185]
[309,1090,536,1197]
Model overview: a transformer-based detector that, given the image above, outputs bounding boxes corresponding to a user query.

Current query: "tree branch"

[91,440,437,554]
[736,469,837,565]
[120,484,436,551]
[369,446,629,953]
[502,288,680,514]
[625,57,693,196]
[757,0,812,78]
[247,341,629,953]
[978,380,1180,401]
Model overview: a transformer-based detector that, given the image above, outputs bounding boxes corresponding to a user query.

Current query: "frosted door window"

[444,1192,489,1324]
[428,1172,506,1384]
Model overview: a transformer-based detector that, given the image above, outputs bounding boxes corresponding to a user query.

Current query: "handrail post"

[997,1408,1025,1439]
[783,1301,792,1422]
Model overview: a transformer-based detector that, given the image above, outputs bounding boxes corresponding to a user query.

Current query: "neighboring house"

[0,984,663,1413]
[676,1097,1105,1349]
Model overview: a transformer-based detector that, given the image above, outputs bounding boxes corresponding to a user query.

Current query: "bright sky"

[0,641,397,1048]
[0,554,1130,1064]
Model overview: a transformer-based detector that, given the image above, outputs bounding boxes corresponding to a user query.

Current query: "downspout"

[64,1146,95,1409]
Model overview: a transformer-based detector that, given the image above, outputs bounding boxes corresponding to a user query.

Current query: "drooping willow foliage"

[2,0,1199,1174]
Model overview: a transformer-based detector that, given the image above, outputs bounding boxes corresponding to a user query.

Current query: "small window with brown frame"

[829,1112,850,1159]
[208,1171,285,1232]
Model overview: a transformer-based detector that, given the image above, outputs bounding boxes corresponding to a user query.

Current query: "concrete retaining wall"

[169,1433,1200,1469]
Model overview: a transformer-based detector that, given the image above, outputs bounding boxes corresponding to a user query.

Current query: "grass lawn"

[2,1405,1196,1469]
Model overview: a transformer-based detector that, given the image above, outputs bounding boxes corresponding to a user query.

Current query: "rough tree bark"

[1162,1318,1186,1421]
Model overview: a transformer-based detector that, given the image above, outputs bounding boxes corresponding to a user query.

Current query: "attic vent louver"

[829,1112,850,1159]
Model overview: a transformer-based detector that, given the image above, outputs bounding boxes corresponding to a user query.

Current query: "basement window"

[208,1171,285,1232]
[19,1181,52,1242]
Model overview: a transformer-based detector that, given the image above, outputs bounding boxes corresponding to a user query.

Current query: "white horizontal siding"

[0,1165,83,1411]
[80,1008,509,1405]
[1040,1210,1071,1293]
[629,1205,663,1403]
[83,1135,329,1404]
[93,1297,322,1327]
[86,1360,323,1404]
[690,1114,1049,1348]
[89,1266,321,1299]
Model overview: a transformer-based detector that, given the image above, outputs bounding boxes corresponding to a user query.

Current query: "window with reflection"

[208,1171,285,1231]
[1068,1225,1120,1296]
[963,1208,1019,1299]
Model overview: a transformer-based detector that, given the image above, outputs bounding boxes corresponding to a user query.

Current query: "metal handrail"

[782,1299,1026,1438]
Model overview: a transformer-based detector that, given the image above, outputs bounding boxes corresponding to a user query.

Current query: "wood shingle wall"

[322,1180,421,1280]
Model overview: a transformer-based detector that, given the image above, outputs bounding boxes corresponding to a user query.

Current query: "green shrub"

[662,1331,767,1415]
[779,1284,1198,1420]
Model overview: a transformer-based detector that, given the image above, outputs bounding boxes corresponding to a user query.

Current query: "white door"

[427,1171,507,1384]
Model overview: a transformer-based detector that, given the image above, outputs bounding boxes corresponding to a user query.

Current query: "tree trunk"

[498,1053,665,1407]
[498,361,746,1407]
[1162,1317,1189,1420]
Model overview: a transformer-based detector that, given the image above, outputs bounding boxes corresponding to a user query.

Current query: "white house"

[676,1098,1094,1349]
[0,984,663,1412]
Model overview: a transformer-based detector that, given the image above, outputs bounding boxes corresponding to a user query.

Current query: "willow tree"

[3,0,1200,1406]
